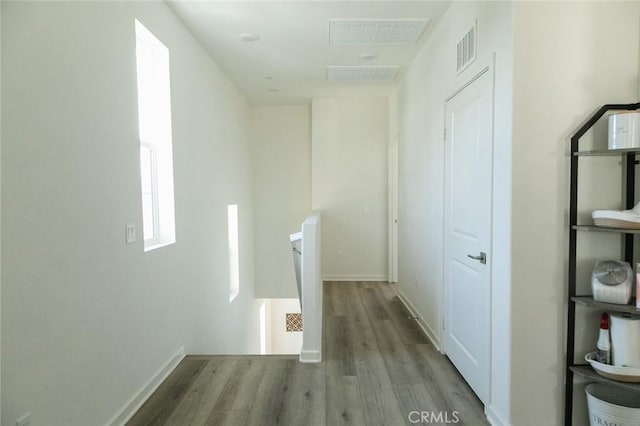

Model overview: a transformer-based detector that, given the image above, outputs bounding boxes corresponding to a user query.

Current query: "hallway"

[127,282,486,425]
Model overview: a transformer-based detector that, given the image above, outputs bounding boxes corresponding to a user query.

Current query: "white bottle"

[596,312,611,365]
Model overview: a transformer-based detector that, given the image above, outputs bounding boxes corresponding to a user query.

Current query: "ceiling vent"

[329,19,430,46]
[327,66,400,82]
[456,22,477,74]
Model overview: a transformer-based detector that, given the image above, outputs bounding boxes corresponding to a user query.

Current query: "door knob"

[467,252,487,264]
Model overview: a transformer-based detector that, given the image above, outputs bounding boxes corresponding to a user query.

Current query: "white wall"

[396,1,512,423]
[312,97,388,281]
[251,105,311,298]
[1,2,262,424]
[511,2,640,425]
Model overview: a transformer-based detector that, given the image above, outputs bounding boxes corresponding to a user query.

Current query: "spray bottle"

[596,312,611,365]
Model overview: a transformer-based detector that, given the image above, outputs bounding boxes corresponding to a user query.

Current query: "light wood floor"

[127,281,487,426]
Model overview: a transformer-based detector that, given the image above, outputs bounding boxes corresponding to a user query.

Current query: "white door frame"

[442,53,495,402]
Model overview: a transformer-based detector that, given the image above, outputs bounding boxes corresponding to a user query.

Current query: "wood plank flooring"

[126,281,487,426]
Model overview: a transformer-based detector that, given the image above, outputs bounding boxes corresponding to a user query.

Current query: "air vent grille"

[327,66,400,82]
[456,24,477,73]
[329,19,429,46]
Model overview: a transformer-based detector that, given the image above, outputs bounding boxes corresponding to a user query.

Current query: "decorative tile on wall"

[286,313,303,332]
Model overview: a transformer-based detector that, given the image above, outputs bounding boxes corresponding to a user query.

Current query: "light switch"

[125,224,136,244]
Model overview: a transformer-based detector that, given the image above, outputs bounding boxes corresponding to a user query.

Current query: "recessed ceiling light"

[265,76,274,80]
[239,33,260,42]
[267,87,280,92]
[360,52,378,60]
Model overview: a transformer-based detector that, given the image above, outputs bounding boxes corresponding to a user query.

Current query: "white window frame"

[140,140,160,245]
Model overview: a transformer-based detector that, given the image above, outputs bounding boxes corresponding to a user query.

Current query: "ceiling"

[167,1,451,105]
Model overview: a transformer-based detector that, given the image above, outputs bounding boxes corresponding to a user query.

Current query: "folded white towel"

[592,202,640,229]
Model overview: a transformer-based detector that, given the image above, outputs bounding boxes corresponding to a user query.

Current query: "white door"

[443,67,493,404]
[388,137,399,283]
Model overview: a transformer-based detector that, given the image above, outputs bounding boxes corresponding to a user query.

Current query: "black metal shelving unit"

[565,102,640,425]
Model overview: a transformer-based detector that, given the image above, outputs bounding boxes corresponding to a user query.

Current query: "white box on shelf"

[608,112,640,149]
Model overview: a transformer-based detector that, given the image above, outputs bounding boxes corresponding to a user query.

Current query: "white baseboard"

[322,274,388,282]
[299,349,321,363]
[108,346,186,426]
[485,405,509,426]
[396,290,441,350]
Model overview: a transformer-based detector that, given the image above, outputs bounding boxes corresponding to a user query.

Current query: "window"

[135,20,175,251]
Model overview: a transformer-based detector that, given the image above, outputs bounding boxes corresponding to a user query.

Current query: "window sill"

[144,239,175,252]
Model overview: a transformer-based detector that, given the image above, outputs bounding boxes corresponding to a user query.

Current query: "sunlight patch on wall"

[259,302,267,355]
[227,204,240,302]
